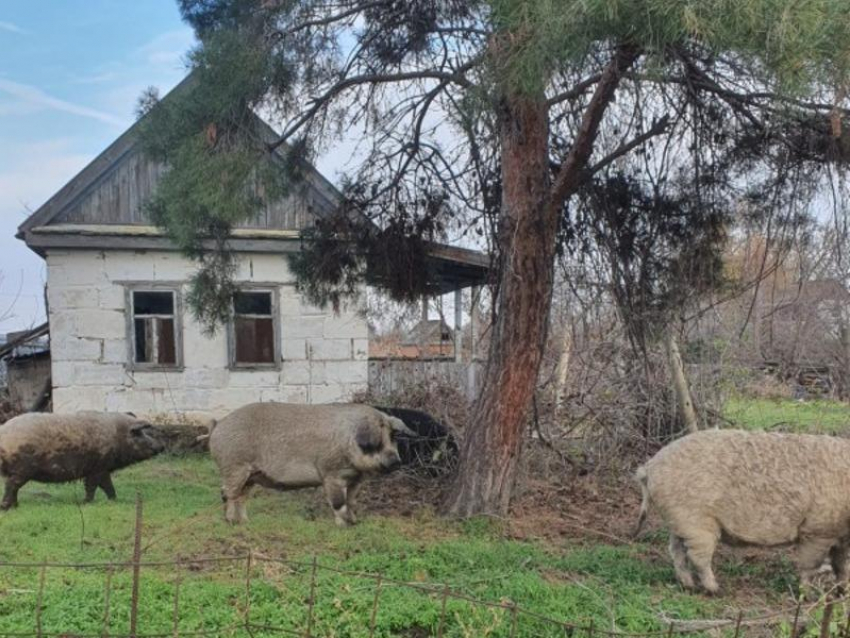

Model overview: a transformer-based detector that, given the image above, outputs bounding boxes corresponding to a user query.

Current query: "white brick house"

[16,80,487,419]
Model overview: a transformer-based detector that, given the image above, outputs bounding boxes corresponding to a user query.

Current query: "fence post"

[101,566,113,638]
[305,555,318,638]
[172,563,181,638]
[244,551,253,632]
[820,599,835,638]
[733,610,743,638]
[791,597,803,638]
[34,561,46,638]
[586,618,594,637]
[129,492,143,638]
[666,621,674,638]
[436,583,450,638]
[508,604,519,638]
[368,575,382,638]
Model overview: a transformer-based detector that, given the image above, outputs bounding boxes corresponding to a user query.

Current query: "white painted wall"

[45,249,368,418]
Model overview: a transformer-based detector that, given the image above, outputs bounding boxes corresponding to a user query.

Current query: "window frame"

[227,285,281,370]
[124,283,184,371]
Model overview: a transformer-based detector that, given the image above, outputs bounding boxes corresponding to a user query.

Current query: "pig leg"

[84,475,100,503]
[830,543,849,585]
[98,474,117,500]
[222,467,252,525]
[346,478,364,525]
[83,473,115,502]
[323,478,355,527]
[668,534,696,590]
[1,477,24,510]
[679,526,720,594]
[796,537,836,589]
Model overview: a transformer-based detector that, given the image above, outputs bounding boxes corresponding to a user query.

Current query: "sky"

[0,1,199,332]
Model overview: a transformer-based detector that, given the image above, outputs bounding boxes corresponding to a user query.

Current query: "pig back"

[645,430,850,545]
[209,403,376,474]
[0,413,125,482]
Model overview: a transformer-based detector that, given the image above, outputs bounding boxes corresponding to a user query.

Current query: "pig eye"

[355,425,383,454]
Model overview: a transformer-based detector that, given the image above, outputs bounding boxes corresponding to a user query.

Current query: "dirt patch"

[509,472,644,544]
[355,469,449,519]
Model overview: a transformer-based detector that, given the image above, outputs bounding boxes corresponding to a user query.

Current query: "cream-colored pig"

[636,429,850,593]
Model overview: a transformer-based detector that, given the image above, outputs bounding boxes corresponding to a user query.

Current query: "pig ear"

[355,423,383,453]
[130,422,152,434]
[387,416,417,437]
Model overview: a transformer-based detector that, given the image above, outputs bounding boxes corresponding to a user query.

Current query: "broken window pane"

[234,291,272,315]
[133,291,174,315]
[233,291,276,365]
[132,291,178,366]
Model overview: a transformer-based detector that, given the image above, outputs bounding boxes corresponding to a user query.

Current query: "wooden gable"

[52,146,318,231]
[18,74,342,241]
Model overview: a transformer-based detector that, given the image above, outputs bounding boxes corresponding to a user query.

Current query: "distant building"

[0,324,51,412]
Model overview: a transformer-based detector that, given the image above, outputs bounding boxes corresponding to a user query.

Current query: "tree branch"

[546,44,642,214]
[267,59,480,152]
[587,115,670,176]
[546,74,602,107]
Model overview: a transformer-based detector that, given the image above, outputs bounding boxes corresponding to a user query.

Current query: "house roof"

[401,319,454,345]
[17,74,488,293]
[0,323,49,361]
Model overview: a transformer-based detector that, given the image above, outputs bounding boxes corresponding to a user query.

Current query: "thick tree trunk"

[441,44,641,518]
[664,328,699,434]
[442,95,555,517]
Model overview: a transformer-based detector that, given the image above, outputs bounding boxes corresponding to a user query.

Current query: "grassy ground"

[2,397,849,637]
[0,455,783,638]
[724,397,850,434]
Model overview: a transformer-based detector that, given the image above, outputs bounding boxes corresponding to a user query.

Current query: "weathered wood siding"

[56,149,318,230]
[368,359,483,401]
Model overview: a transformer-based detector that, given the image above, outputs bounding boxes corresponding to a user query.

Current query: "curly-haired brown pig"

[207,402,416,526]
[635,429,850,594]
[0,411,165,509]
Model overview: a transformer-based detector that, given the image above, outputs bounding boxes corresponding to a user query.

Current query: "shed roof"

[17,75,488,293]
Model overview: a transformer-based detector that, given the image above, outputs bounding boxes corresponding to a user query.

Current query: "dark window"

[132,290,178,366]
[232,291,276,365]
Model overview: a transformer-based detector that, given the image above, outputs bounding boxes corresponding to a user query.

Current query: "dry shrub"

[742,371,794,400]
[0,391,22,424]
[353,380,471,437]
[529,323,728,480]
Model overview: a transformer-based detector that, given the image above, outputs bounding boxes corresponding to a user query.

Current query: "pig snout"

[380,450,402,473]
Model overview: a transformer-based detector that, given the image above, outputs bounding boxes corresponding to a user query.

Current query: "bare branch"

[547,44,642,214]
[587,115,671,177]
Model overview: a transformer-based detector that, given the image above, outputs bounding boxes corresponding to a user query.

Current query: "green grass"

[724,397,850,434]
[0,455,743,637]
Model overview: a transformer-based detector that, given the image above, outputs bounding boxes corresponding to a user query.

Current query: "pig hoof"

[333,505,356,527]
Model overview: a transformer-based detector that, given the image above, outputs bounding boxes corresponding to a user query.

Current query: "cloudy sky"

[0,1,199,331]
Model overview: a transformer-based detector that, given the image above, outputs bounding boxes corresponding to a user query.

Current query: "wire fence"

[0,494,848,637]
